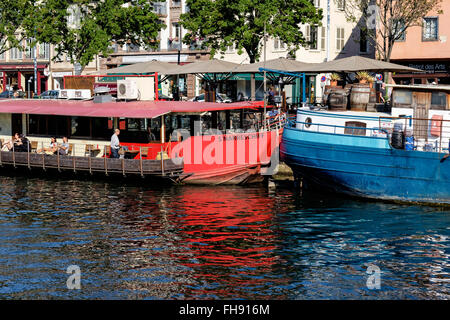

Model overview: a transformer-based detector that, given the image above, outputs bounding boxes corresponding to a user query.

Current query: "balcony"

[153,2,167,16]
[167,39,182,51]
[189,40,205,51]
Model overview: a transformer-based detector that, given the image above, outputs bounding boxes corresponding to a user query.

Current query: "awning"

[234,57,312,73]
[88,60,180,75]
[299,56,424,73]
[0,99,264,119]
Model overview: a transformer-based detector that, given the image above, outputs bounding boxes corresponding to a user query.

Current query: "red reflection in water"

[163,186,289,298]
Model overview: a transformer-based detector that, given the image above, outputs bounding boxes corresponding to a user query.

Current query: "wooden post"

[57,144,61,172]
[88,145,92,175]
[104,145,108,176]
[42,141,45,171]
[12,142,16,168]
[0,145,2,166]
[121,158,125,176]
[27,142,30,170]
[72,144,76,172]
[139,145,143,177]
[160,145,165,176]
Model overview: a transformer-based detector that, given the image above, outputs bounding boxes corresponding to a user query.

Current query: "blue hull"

[281,126,450,204]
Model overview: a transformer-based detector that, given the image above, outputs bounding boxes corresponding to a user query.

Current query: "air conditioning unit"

[117,80,139,100]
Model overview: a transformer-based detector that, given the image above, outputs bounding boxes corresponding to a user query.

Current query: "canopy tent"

[0,99,264,119]
[163,59,241,82]
[234,57,311,73]
[300,56,423,73]
[233,57,313,85]
[89,60,180,75]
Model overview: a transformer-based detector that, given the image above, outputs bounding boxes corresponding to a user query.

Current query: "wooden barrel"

[324,86,348,111]
[350,85,370,111]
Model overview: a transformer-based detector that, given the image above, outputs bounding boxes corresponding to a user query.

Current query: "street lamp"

[28,77,33,99]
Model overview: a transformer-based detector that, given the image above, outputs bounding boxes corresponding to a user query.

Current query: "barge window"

[392,90,412,107]
[344,121,367,136]
[92,118,110,139]
[230,111,241,131]
[431,91,447,110]
[71,116,90,137]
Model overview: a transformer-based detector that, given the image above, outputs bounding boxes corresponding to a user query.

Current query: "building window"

[172,22,181,39]
[359,28,368,53]
[25,38,35,59]
[337,0,345,11]
[38,43,50,59]
[10,46,22,60]
[336,27,345,51]
[310,26,318,50]
[171,0,181,7]
[423,17,438,41]
[321,27,326,51]
[393,19,406,41]
[274,38,286,51]
[314,0,321,7]
[305,25,318,50]
[0,51,5,60]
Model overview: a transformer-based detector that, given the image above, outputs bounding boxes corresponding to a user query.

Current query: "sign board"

[320,76,327,82]
[375,74,383,81]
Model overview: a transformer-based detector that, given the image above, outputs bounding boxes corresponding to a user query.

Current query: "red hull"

[121,128,282,185]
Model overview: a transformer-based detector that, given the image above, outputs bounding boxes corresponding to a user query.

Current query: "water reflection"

[0,176,448,299]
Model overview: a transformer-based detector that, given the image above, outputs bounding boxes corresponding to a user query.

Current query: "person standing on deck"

[110,129,121,158]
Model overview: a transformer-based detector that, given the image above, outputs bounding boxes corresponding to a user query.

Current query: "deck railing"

[289,115,450,154]
[0,141,183,177]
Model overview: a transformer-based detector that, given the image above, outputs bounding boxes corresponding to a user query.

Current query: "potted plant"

[356,71,370,84]
[330,73,341,86]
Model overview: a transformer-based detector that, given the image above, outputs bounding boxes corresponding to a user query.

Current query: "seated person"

[12,134,30,152]
[37,137,58,154]
[58,136,70,155]
[2,133,21,151]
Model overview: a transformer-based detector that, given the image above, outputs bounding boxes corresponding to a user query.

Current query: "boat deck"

[0,150,183,178]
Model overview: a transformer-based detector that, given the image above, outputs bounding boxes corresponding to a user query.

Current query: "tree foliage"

[0,0,34,55]
[181,0,323,63]
[28,0,165,72]
[342,0,442,62]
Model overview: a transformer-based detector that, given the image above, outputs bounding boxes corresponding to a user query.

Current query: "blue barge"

[281,84,450,204]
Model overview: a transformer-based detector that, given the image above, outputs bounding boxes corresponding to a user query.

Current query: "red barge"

[0,98,283,184]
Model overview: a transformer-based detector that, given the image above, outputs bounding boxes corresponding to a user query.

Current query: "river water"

[0,175,448,299]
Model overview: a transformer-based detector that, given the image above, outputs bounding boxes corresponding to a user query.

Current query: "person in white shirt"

[110,129,120,158]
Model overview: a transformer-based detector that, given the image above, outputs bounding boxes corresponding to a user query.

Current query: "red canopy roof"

[0,99,264,118]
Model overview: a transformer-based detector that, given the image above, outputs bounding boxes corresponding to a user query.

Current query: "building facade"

[219,0,375,101]
[99,0,210,98]
[390,0,450,85]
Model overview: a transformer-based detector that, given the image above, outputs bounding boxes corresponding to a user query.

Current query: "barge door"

[412,92,431,141]
[11,114,23,136]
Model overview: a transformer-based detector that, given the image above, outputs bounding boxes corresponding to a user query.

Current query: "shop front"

[391,60,450,85]
[0,63,49,95]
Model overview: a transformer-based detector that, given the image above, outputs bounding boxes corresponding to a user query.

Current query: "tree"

[29,0,166,74]
[0,0,35,55]
[181,0,323,63]
[342,0,442,62]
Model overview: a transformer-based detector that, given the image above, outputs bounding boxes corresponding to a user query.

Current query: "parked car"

[0,90,25,99]
[190,93,232,103]
[34,90,60,99]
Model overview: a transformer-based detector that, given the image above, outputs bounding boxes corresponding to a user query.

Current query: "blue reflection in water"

[0,176,448,299]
